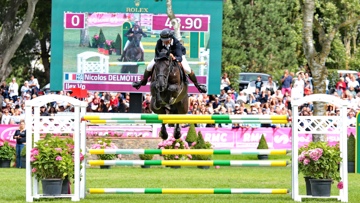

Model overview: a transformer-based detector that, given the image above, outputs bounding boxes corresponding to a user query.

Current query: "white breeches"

[146,55,192,74]
[124,40,144,52]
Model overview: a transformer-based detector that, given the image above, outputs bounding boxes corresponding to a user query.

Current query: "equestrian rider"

[118,24,147,61]
[132,28,207,93]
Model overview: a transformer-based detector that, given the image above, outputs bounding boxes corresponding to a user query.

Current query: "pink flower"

[31,168,37,173]
[56,156,62,161]
[337,181,343,189]
[174,155,179,159]
[55,148,62,152]
[298,155,305,162]
[187,154,192,159]
[175,143,180,147]
[191,142,197,146]
[30,149,39,156]
[215,166,220,169]
[303,158,310,165]
[30,156,37,162]
[117,154,122,159]
[80,153,85,161]
[309,148,323,161]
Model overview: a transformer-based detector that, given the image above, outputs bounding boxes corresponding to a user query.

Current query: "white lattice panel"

[295,116,341,134]
[31,116,75,133]
[83,62,104,73]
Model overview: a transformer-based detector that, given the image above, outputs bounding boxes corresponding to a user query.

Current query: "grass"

[63,27,202,74]
[1,155,357,203]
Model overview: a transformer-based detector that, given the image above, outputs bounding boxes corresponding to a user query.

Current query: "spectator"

[258,91,268,104]
[8,77,19,102]
[1,81,9,99]
[336,77,346,97]
[254,75,263,92]
[236,91,247,104]
[227,90,235,100]
[220,72,231,92]
[264,76,275,95]
[1,109,11,124]
[292,73,304,100]
[218,89,227,103]
[96,99,108,112]
[28,75,40,96]
[40,106,50,116]
[280,69,292,96]
[347,111,356,127]
[13,120,26,168]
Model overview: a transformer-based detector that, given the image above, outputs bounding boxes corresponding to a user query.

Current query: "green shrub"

[98,29,106,47]
[191,131,212,160]
[114,33,122,50]
[257,134,269,149]
[348,133,356,162]
[185,123,197,143]
[139,154,154,160]
[0,142,16,160]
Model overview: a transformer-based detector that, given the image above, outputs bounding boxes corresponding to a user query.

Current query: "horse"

[120,33,143,74]
[150,51,188,140]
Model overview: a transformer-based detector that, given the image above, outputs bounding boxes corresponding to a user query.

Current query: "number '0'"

[71,15,80,26]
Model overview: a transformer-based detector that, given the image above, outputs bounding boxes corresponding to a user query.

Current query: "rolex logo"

[134,0,140,7]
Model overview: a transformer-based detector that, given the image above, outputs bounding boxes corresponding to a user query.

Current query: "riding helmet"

[160,28,172,41]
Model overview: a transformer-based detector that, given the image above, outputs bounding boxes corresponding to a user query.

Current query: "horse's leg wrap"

[188,71,207,93]
[132,70,151,89]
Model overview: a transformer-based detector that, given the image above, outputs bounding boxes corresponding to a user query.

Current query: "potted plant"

[104,40,114,55]
[257,134,269,160]
[191,131,213,169]
[158,136,191,169]
[21,145,26,169]
[347,133,356,173]
[30,136,75,195]
[138,152,154,169]
[0,142,16,168]
[90,138,121,169]
[91,34,99,48]
[185,123,197,147]
[298,141,343,197]
[114,33,122,55]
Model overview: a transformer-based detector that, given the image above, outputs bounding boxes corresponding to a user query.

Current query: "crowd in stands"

[1,69,359,128]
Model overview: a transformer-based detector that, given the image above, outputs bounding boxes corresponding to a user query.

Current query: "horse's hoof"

[160,131,168,140]
[174,129,181,139]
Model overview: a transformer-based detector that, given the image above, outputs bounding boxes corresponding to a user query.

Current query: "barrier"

[88,188,289,194]
[88,160,289,167]
[25,94,349,202]
[88,149,289,155]
[83,114,289,124]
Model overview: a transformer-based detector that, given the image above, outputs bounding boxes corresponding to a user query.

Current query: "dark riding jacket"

[126,28,147,41]
[155,36,183,62]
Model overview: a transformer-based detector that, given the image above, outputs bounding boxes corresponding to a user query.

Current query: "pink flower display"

[31,168,37,173]
[55,148,62,152]
[55,156,62,161]
[337,181,344,189]
[303,158,310,165]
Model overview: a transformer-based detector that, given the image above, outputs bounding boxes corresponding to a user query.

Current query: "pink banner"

[0,125,18,147]
[1,125,355,149]
[87,13,134,27]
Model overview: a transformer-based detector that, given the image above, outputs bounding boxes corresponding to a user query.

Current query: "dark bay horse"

[150,51,188,140]
[120,33,143,73]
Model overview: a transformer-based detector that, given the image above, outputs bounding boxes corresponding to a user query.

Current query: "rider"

[132,28,207,93]
[118,23,147,61]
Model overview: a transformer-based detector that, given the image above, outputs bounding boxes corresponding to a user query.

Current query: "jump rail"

[88,188,290,194]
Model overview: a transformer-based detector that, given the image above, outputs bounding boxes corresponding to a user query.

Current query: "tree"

[222,0,303,73]
[301,0,360,141]
[0,0,39,82]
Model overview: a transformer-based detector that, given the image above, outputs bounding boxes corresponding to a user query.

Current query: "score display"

[64,13,85,29]
[152,14,209,32]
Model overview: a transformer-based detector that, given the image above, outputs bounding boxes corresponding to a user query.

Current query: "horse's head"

[132,33,142,47]
[153,52,172,92]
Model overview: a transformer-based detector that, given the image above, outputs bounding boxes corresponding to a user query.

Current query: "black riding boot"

[132,70,151,89]
[140,51,145,61]
[188,71,207,93]
[117,49,127,61]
